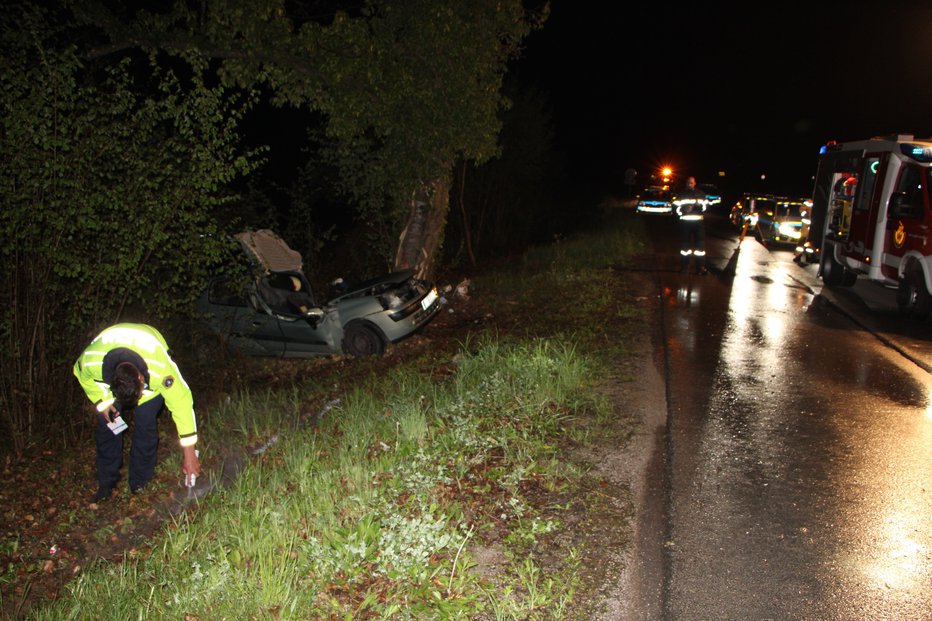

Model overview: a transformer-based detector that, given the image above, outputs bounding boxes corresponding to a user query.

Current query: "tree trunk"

[395,168,452,280]
[455,160,476,267]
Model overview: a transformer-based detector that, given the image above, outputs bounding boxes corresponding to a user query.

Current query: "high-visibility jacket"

[73,323,197,447]
[673,188,709,221]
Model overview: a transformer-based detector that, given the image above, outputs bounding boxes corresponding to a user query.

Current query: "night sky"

[514,1,932,198]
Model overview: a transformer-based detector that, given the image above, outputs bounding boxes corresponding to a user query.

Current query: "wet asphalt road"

[629,212,932,620]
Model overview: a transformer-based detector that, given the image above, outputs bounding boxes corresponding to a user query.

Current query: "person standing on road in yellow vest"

[73,323,201,502]
[673,176,710,275]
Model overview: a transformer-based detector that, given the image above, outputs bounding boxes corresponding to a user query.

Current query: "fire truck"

[808,134,932,319]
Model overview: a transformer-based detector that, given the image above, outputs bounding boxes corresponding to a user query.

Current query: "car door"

[277,314,336,357]
[256,273,335,357]
[203,277,286,357]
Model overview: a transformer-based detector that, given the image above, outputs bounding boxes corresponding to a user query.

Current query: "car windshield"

[776,202,804,219]
[754,199,776,214]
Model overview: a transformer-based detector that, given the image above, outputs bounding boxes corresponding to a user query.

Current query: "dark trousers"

[95,395,163,491]
[679,220,706,270]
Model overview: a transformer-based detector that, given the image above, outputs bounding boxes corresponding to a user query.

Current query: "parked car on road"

[198,229,442,358]
[635,186,673,215]
[730,193,810,247]
[749,196,811,247]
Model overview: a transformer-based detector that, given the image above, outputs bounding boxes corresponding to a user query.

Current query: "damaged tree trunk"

[455,160,476,267]
[394,169,452,280]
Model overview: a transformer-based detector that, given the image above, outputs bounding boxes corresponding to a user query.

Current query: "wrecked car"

[197,229,442,357]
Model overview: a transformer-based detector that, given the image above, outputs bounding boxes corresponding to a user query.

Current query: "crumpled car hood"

[329,269,417,302]
[236,229,423,304]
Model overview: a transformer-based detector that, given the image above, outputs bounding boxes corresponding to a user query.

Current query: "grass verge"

[28,210,649,620]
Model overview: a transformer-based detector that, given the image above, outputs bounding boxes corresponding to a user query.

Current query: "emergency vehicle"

[807,134,932,319]
[635,186,673,215]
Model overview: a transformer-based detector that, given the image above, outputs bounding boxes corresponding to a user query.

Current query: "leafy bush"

[0,7,263,451]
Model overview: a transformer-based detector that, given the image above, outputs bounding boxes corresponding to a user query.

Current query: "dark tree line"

[0,0,567,453]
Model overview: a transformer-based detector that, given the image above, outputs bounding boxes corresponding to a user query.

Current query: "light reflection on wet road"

[643,214,931,620]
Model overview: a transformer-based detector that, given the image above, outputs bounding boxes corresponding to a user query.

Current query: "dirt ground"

[0,265,663,620]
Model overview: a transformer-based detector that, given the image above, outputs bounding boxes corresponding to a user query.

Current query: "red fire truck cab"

[808,134,932,319]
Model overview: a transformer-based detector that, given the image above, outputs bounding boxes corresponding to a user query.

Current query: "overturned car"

[198,229,442,358]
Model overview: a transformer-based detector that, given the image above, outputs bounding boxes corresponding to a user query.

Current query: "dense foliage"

[0,5,263,451]
[71,0,546,274]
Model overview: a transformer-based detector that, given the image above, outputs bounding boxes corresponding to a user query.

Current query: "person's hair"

[112,362,142,411]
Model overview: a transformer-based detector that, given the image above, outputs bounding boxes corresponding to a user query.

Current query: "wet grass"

[23,210,650,620]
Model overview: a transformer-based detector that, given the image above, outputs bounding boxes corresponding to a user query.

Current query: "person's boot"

[92,486,113,502]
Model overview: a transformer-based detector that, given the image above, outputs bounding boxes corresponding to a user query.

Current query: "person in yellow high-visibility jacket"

[74,323,201,501]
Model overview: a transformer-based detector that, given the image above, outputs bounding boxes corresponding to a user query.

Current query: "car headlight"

[420,287,438,311]
[778,222,802,238]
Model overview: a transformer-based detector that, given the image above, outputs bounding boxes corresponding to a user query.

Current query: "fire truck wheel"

[820,242,851,287]
[896,269,932,320]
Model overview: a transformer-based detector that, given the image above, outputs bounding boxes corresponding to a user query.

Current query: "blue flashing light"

[819,145,827,154]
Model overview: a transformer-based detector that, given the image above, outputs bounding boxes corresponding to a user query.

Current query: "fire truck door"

[843,155,882,260]
[883,163,930,278]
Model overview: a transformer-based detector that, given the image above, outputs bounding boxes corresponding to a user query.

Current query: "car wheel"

[342,322,385,357]
[896,268,932,320]
[820,241,852,287]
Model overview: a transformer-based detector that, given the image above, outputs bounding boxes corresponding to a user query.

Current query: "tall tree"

[74,0,547,277]
[446,81,566,265]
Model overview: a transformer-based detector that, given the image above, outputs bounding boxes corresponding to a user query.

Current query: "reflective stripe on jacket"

[73,323,197,446]
[673,190,709,220]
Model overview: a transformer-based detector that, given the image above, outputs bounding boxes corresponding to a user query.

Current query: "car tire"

[896,268,932,320]
[342,322,385,357]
